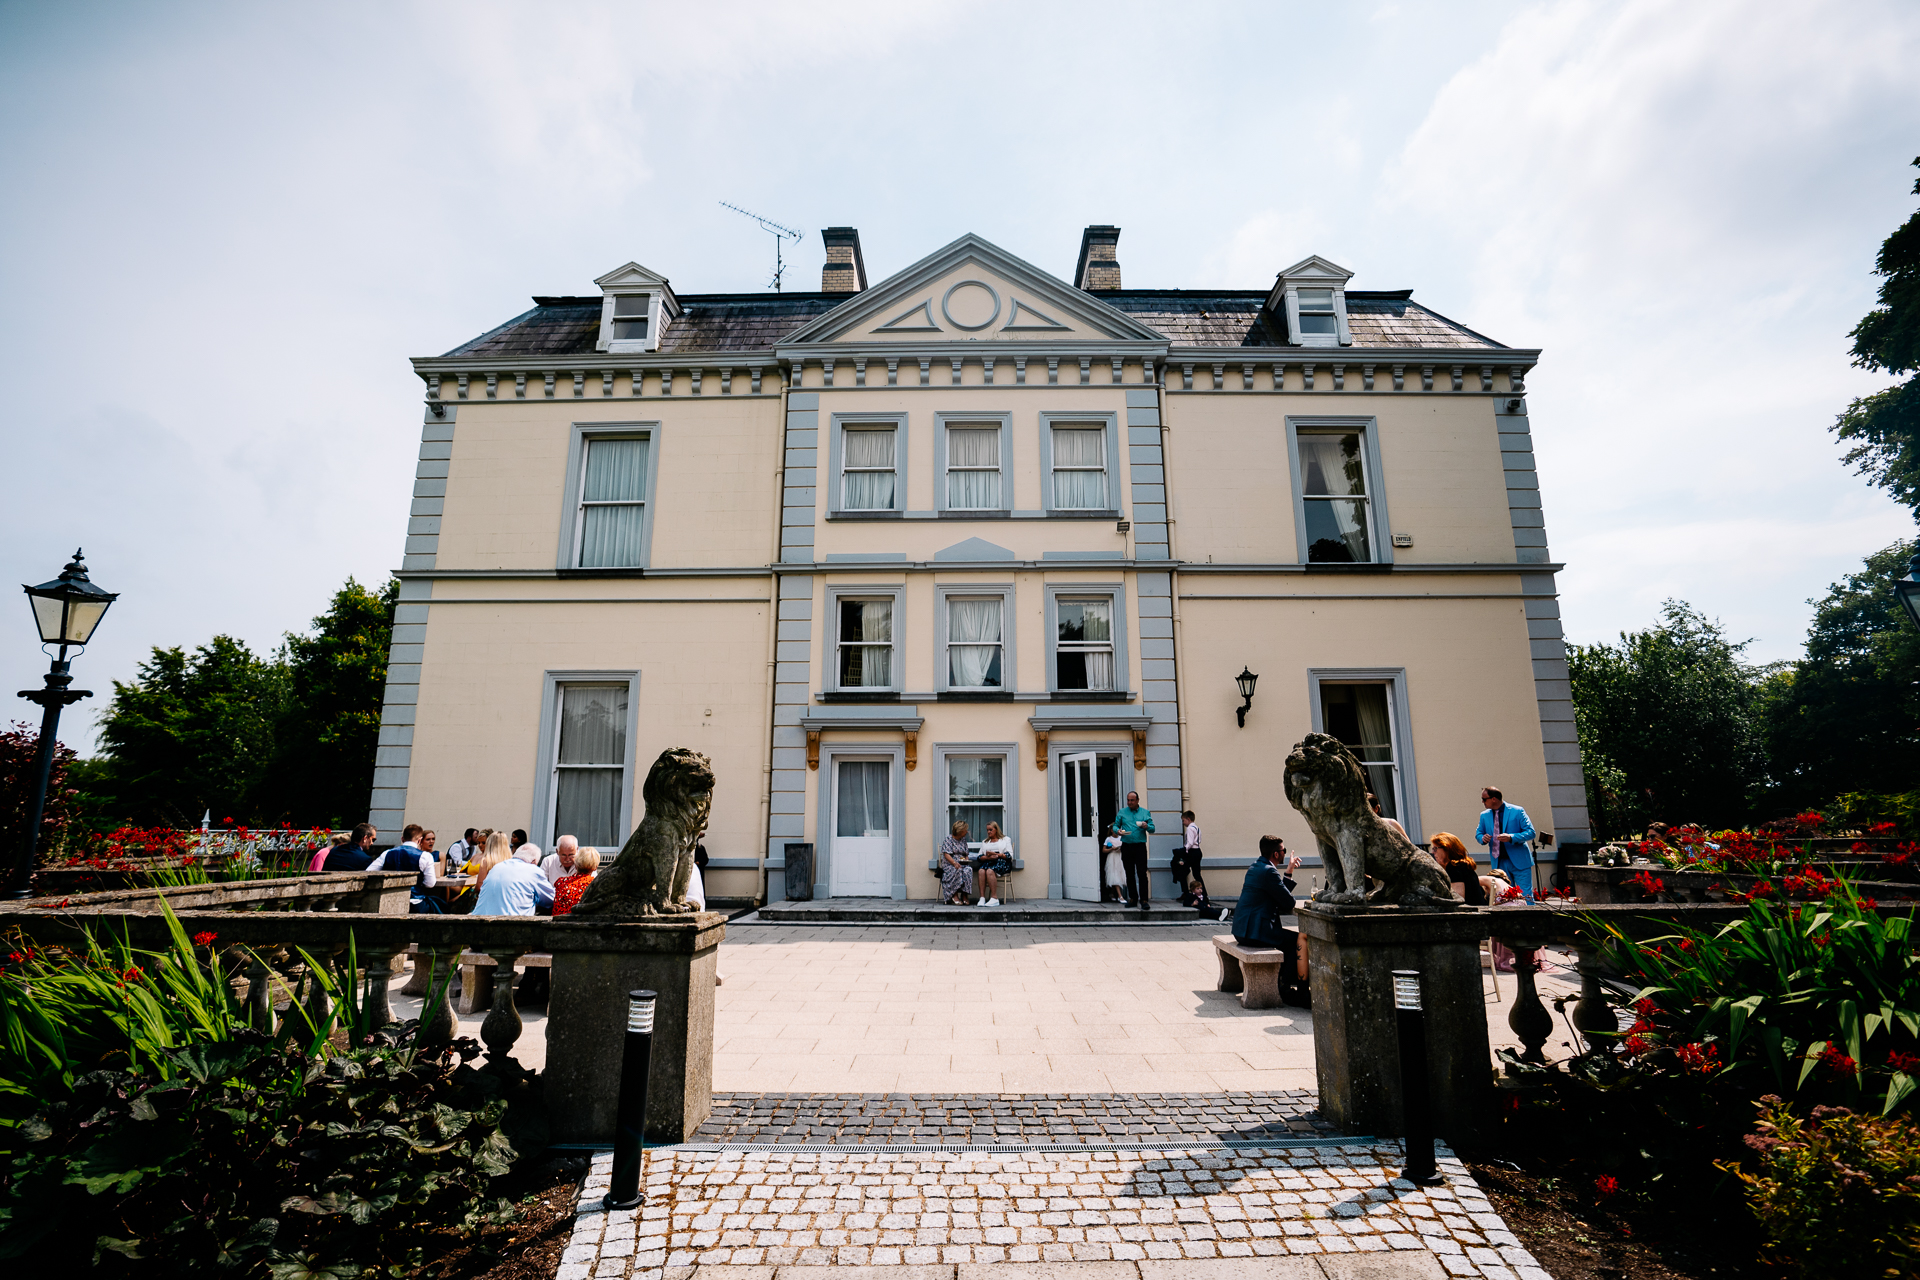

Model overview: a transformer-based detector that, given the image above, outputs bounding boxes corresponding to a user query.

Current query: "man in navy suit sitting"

[1231,835,1310,1007]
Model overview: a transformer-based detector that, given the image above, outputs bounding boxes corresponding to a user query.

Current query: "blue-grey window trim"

[927,741,1023,871]
[557,421,662,570]
[1043,581,1131,696]
[530,669,642,852]
[813,740,909,899]
[821,582,907,695]
[1043,736,1139,901]
[1038,411,1121,515]
[1306,666,1422,843]
[1283,415,1394,567]
[935,411,1013,516]
[933,582,1017,694]
[826,411,908,516]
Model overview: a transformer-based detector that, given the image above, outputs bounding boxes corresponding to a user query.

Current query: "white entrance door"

[1062,752,1100,901]
[830,759,892,897]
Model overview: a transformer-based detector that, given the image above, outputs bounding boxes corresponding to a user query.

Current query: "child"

[1102,825,1126,902]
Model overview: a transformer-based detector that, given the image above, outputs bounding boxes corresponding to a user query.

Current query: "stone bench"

[458,950,551,1014]
[1212,934,1291,1010]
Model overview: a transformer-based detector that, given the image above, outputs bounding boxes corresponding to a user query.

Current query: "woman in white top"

[975,821,1015,907]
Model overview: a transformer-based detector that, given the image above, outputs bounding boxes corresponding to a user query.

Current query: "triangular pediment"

[781,234,1166,346]
[933,537,1015,562]
[1275,255,1353,284]
[595,261,672,289]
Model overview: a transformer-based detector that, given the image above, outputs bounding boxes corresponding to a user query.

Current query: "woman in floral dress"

[938,821,974,905]
[552,847,600,916]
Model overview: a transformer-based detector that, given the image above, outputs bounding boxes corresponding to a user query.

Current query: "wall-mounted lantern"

[1235,666,1259,728]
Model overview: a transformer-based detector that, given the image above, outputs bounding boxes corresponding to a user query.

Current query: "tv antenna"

[720,202,804,291]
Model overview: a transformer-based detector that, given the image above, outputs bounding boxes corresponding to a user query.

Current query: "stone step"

[745,897,1229,925]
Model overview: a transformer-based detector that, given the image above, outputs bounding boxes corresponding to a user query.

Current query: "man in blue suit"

[1475,786,1536,903]
[1232,835,1309,1006]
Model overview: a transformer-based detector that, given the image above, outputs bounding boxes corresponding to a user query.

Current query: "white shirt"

[687,864,707,910]
[541,852,576,884]
[980,837,1013,859]
[1183,821,1201,849]
[446,839,472,867]
[1103,835,1123,853]
[366,844,437,888]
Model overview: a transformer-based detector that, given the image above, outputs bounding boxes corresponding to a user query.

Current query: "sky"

[1,0,1916,753]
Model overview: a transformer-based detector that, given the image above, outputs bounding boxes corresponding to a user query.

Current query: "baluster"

[245,953,274,1032]
[480,949,527,1065]
[399,945,434,995]
[416,950,458,1048]
[362,948,403,1030]
[1570,943,1616,1054]
[300,952,334,1039]
[1505,942,1553,1064]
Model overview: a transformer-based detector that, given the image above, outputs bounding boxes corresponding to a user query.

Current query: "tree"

[96,637,288,826]
[1567,601,1771,835]
[257,578,396,828]
[1834,157,1920,512]
[0,721,83,858]
[1758,539,1920,810]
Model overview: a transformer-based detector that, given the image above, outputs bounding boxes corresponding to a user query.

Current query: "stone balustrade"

[0,878,725,1142]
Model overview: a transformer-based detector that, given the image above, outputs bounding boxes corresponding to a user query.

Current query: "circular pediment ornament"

[941,280,1002,331]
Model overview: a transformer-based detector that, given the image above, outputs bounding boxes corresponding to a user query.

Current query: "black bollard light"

[1393,969,1444,1186]
[604,989,656,1210]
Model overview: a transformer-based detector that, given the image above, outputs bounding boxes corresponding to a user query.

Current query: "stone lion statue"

[1282,732,1457,908]
[570,747,715,919]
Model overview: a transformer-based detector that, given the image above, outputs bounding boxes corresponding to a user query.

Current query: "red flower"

[1678,938,1696,953]
[1595,1176,1620,1198]
[1675,1042,1720,1075]
[1888,1050,1920,1073]
[1625,1034,1653,1056]
[1628,870,1666,897]
[1862,898,1879,910]
[1819,1045,1858,1078]
[191,931,217,947]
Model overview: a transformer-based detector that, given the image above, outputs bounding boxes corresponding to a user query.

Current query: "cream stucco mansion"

[373,227,1590,903]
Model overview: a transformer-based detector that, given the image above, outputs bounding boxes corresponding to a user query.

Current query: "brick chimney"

[1074,225,1121,291]
[821,227,867,293]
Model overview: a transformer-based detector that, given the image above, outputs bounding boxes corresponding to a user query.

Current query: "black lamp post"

[13,551,116,899]
[1893,550,1920,633]
[1235,666,1259,728]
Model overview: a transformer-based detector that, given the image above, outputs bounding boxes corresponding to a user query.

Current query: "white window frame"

[1307,667,1423,842]
[1044,583,1130,696]
[927,742,1022,869]
[822,583,906,695]
[1284,416,1395,567]
[1281,283,1352,348]
[1038,411,1120,515]
[934,583,1016,694]
[826,413,908,516]
[557,422,661,570]
[598,290,665,353]
[530,669,641,851]
[935,412,1012,516]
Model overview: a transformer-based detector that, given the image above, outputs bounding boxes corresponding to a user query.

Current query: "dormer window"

[1268,256,1354,349]
[1297,289,1337,338]
[611,295,650,343]
[594,261,679,354]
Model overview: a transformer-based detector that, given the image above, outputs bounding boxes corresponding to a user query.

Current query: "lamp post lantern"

[12,550,116,899]
[1893,551,1920,634]
[1235,666,1259,728]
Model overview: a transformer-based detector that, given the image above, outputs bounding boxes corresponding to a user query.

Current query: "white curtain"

[1080,650,1114,691]
[947,428,1002,509]
[840,600,892,687]
[836,761,890,837]
[1298,433,1365,497]
[580,437,649,567]
[1051,427,1107,508]
[1056,600,1114,691]
[947,598,1002,687]
[555,685,627,847]
[1350,685,1398,819]
[843,429,896,510]
[947,757,1003,844]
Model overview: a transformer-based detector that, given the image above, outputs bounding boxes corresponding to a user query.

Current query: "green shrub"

[1594,891,1920,1115]
[1723,1095,1920,1278]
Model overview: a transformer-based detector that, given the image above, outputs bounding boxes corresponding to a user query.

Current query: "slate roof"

[440,288,1502,357]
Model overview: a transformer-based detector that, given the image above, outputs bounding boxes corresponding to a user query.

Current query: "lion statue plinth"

[1283,732,1457,908]
[570,747,715,919]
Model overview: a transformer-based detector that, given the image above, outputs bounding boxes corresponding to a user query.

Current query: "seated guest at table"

[474,845,555,916]
[938,821,973,905]
[976,821,1014,907]
[470,832,513,888]
[1368,793,1408,841]
[1231,835,1310,1007]
[311,833,349,873]
[418,829,438,867]
[1429,833,1488,906]
[324,823,378,872]
[368,824,440,912]
[510,829,530,860]
[542,835,579,884]
[552,846,599,916]
[446,828,478,870]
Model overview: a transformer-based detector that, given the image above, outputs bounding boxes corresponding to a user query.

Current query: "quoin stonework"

[374,227,1589,902]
